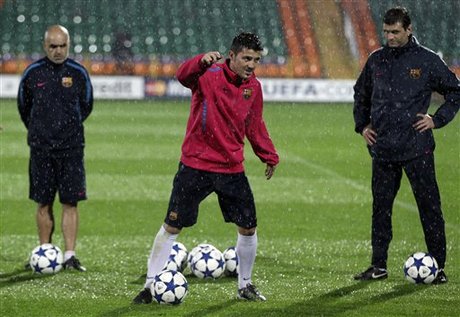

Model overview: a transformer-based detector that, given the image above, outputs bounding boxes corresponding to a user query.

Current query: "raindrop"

[160,36,168,45]
[74,44,83,53]
[145,36,154,45]
[73,16,82,24]
[172,27,181,36]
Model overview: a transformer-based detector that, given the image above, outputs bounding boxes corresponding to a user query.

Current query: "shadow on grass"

[257,281,423,316]
[182,299,237,317]
[0,267,52,288]
[130,273,236,285]
[98,299,236,317]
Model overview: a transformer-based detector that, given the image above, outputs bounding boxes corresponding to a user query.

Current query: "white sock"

[64,251,75,261]
[144,225,178,289]
[236,232,257,289]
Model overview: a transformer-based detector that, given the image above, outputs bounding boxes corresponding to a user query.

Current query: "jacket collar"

[222,59,254,86]
[384,34,419,55]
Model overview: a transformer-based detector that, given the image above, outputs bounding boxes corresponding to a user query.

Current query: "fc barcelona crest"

[62,77,73,87]
[243,88,252,99]
[409,68,422,79]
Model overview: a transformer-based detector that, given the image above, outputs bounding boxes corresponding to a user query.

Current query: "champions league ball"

[186,243,217,272]
[163,242,188,272]
[191,246,225,279]
[222,246,239,277]
[151,270,188,305]
[403,252,438,284]
[29,243,64,274]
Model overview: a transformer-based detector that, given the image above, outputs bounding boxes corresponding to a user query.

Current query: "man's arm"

[17,75,32,129]
[176,52,222,89]
[246,88,279,177]
[428,57,460,129]
[353,61,373,134]
[80,68,93,121]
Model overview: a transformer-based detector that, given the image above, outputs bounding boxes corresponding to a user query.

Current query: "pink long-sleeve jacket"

[176,54,279,173]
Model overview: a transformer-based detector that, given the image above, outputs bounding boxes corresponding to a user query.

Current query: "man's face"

[228,48,261,80]
[383,22,411,48]
[44,31,69,64]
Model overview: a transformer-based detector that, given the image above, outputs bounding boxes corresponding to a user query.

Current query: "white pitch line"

[286,151,459,232]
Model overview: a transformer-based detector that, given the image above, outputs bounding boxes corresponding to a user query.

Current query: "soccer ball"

[163,242,188,272]
[403,252,438,284]
[186,243,217,272]
[29,243,64,274]
[223,246,239,277]
[151,270,188,305]
[191,247,225,279]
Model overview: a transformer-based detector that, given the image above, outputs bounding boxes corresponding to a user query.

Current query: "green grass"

[1,99,459,316]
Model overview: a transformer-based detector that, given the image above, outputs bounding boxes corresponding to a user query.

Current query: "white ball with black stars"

[223,246,239,277]
[29,243,64,274]
[186,243,217,272]
[151,270,188,304]
[191,247,225,279]
[403,252,438,284]
[163,241,188,272]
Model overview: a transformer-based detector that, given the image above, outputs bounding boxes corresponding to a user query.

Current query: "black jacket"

[18,57,93,150]
[353,36,460,161]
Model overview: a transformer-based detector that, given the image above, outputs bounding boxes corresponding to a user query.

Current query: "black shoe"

[433,269,448,284]
[63,256,87,272]
[354,266,388,281]
[133,288,153,304]
[237,283,266,301]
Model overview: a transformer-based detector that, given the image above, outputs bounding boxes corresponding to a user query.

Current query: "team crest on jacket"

[168,211,178,221]
[243,88,253,99]
[409,68,422,79]
[62,77,73,87]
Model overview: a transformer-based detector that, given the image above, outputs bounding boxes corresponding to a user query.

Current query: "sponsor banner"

[260,78,355,102]
[2,75,354,102]
[1,75,20,98]
[1,75,145,99]
[145,78,354,102]
[92,76,144,99]
[144,78,190,98]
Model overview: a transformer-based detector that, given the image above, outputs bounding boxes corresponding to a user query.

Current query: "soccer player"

[353,7,459,283]
[18,25,93,272]
[133,32,279,303]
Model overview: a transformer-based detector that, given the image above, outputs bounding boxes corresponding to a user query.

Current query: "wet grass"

[1,99,459,316]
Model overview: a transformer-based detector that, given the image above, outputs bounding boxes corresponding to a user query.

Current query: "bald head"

[44,25,70,64]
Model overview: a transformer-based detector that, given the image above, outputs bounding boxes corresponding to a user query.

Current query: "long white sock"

[144,225,178,289]
[236,232,257,289]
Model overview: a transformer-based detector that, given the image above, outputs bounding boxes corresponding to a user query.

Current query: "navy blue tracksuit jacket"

[18,57,93,151]
[353,36,460,162]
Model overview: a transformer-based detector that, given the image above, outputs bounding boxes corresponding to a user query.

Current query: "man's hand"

[362,124,377,145]
[265,164,276,180]
[413,113,435,132]
[201,51,223,66]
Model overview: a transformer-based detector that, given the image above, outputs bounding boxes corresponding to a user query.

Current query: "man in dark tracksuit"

[353,7,459,283]
[18,25,93,272]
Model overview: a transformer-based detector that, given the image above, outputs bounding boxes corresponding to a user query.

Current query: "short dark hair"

[230,32,263,53]
[383,7,411,29]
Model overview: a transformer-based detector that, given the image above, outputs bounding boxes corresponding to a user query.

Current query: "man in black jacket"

[353,7,459,283]
[18,25,93,271]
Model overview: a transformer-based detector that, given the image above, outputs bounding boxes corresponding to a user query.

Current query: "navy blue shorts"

[165,163,257,229]
[29,148,87,205]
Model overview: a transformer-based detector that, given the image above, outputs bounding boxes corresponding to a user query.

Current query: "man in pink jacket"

[133,32,279,303]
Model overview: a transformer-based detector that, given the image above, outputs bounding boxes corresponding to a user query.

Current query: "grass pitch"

[1,99,459,316]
